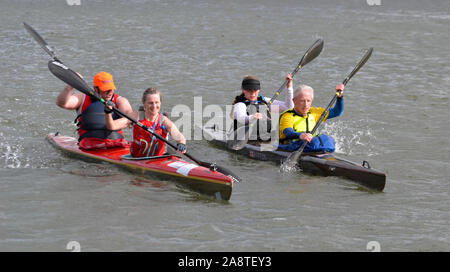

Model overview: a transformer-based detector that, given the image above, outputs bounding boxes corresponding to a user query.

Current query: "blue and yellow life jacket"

[278,107,335,153]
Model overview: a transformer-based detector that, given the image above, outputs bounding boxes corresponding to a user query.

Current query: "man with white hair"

[278,83,344,152]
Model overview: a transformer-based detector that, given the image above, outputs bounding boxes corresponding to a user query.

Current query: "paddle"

[24,22,61,62]
[24,22,241,183]
[227,39,324,150]
[282,47,374,170]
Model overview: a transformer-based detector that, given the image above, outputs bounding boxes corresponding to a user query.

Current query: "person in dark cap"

[232,74,294,141]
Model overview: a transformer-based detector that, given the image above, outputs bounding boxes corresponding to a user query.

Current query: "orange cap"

[93,71,116,92]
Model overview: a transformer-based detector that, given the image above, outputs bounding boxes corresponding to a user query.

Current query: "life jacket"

[232,93,271,140]
[75,94,124,142]
[130,113,167,157]
[279,108,316,144]
[278,107,335,153]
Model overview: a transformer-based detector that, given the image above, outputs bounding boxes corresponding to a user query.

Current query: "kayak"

[202,125,386,192]
[46,133,233,200]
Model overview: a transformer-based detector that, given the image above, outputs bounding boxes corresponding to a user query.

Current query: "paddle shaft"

[267,69,295,105]
[285,48,374,164]
[24,22,61,62]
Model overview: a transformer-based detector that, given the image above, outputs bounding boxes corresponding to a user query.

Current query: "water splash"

[0,139,29,169]
[280,159,301,173]
[321,119,380,157]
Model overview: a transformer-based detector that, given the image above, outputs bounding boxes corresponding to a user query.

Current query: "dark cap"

[242,78,261,91]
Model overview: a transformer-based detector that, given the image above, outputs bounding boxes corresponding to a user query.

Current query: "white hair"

[294,85,314,99]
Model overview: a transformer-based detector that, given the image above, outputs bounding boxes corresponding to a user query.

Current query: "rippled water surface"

[0,0,449,251]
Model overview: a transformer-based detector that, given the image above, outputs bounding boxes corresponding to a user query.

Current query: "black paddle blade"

[198,160,242,183]
[343,47,373,86]
[226,125,250,150]
[48,60,101,101]
[269,39,324,104]
[298,38,324,68]
[282,141,307,170]
[23,22,60,62]
[227,141,246,151]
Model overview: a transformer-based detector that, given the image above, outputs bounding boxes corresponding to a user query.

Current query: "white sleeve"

[234,102,249,124]
[267,86,294,112]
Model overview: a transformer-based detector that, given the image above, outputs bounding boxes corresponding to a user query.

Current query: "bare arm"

[163,118,186,145]
[116,96,133,115]
[56,85,84,110]
[105,95,134,130]
[105,110,136,131]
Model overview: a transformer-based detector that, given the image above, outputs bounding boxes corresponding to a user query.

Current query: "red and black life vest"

[75,94,124,141]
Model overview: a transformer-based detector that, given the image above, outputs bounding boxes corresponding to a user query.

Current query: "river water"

[0,0,449,252]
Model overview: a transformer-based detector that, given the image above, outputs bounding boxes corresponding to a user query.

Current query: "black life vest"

[232,94,271,141]
[75,94,124,141]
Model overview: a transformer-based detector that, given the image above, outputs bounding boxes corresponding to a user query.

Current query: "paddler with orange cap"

[56,71,133,149]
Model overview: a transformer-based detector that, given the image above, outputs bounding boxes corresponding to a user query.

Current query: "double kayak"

[46,133,233,200]
[202,125,386,192]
